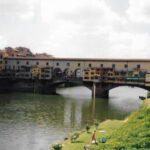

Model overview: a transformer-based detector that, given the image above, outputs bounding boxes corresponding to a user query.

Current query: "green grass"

[50,97,150,150]
[62,120,124,150]
[103,100,150,150]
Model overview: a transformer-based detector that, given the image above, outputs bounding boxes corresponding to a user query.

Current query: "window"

[89,64,92,67]
[26,61,29,65]
[115,72,119,75]
[67,63,70,66]
[26,68,30,72]
[56,62,59,66]
[5,61,7,64]
[100,64,103,67]
[112,64,115,68]
[137,64,140,69]
[78,63,80,67]
[13,66,15,70]
[95,77,98,79]
[17,61,19,64]
[46,62,49,66]
[124,64,128,68]
[36,62,39,65]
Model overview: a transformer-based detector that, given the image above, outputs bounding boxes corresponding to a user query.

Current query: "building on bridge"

[3,57,150,76]
[2,56,150,79]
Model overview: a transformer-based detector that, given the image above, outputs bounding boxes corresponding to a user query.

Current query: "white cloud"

[41,0,126,25]
[0,0,150,59]
[127,0,150,23]
[0,35,7,49]
[38,0,128,57]
[108,32,150,58]
[41,27,150,58]
[0,0,38,19]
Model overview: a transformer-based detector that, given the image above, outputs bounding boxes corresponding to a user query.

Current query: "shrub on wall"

[51,143,62,150]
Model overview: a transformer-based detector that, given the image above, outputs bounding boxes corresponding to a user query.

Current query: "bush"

[86,125,90,133]
[137,116,144,119]
[51,143,62,150]
[145,123,150,128]
[144,133,150,137]
[70,132,80,143]
[94,120,99,129]
[146,109,150,114]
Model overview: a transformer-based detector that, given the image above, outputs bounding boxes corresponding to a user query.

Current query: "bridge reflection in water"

[0,86,147,150]
[57,85,147,123]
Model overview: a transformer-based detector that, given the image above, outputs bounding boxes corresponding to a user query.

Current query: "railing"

[53,76,82,82]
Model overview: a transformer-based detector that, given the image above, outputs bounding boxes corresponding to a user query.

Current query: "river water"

[0,86,147,150]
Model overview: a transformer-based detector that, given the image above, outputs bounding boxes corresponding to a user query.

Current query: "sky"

[0,0,150,58]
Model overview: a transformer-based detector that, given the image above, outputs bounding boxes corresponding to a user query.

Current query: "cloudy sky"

[0,0,150,58]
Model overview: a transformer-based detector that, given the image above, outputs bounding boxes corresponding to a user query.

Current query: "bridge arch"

[53,68,62,78]
[83,82,150,98]
[99,83,150,98]
[107,84,150,92]
[109,85,147,99]
[74,68,82,78]
[63,68,73,77]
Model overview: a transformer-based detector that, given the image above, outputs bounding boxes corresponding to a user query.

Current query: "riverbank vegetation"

[50,99,150,150]
[104,99,150,150]
[62,120,124,150]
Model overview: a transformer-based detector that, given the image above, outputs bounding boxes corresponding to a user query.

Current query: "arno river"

[0,86,147,150]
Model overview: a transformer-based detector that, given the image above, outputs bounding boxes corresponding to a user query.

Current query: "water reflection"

[0,86,147,150]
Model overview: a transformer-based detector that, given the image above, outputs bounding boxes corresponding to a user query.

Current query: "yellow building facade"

[0,51,9,70]
[31,67,41,79]
[83,68,98,82]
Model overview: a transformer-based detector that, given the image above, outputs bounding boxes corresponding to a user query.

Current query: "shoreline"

[50,97,150,150]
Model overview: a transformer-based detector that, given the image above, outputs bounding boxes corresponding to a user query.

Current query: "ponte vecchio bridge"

[2,57,150,98]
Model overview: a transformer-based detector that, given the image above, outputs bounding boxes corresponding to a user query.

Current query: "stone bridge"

[47,77,150,98]
[3,57,150,97]
[0,77,149,98]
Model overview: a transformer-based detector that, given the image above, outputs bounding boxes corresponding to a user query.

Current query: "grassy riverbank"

[51,99,150,150]
[62,120,124,150]
[103,99,150,150]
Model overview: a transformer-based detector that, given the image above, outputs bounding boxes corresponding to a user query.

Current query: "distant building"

[15,47,34,57]
[35,53,53,58]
